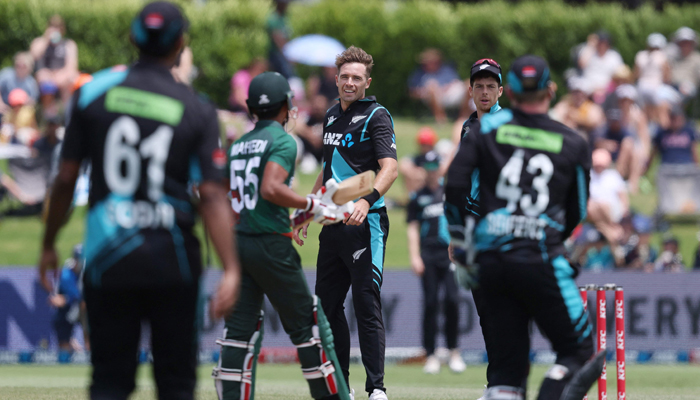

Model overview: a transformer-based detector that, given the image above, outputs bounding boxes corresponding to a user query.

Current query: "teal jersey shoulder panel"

[480,108,513,134]
[78,67,129,110]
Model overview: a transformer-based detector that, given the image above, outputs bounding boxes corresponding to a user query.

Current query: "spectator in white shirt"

[579,31,624,103]
[670,27,700,104]
[635,33,679,130]
[588,148,629,252]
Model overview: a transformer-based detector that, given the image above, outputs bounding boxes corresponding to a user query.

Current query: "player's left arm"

[444,128,479,241]
[261,162,308,209]
[40,93,86,293]
[345,107,398,226]
[563,136,592,239]
[195,106,241,319]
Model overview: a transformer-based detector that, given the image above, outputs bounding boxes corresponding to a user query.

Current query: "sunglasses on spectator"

[472,58,501,69]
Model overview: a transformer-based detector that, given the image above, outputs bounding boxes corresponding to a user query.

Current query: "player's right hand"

[211,270,241,319]
[38,247,59,293]
[313,201,354,226]
[411,257,425,276]
[292,222,310,246]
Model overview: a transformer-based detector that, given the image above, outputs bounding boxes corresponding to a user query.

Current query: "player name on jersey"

[483,213,548,241]
[109,199,175,230]
[231,139,269,156]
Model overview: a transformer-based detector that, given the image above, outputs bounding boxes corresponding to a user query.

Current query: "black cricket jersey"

[445,108,591,263]
[61,61,223,288]
[406,185,451,250]
[322,96,396,210]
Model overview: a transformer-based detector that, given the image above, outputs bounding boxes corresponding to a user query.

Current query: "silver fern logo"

[352,248,367,263]
[351,115,367,124]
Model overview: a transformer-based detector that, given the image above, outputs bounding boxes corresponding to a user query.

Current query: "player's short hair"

[511,89,549,104]
[335,46,374,77]
[251,103,285,120]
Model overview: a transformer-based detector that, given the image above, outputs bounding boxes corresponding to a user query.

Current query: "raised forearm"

[261,182,308,209]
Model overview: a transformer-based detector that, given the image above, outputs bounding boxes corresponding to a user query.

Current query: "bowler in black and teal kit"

[39,3,241,400]
[305,48,398,399]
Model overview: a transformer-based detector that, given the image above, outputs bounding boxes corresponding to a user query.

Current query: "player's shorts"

[475,251,594,389]
[53,313,74,344]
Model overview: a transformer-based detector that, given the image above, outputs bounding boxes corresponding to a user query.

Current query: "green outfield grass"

[0,363,699,399]
[1,117,698,268]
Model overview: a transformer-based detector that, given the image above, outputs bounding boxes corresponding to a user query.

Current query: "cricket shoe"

[559,350,606,400]
[448,350,466,373]
[423,355,441,374]
[476,384,487,400]
[368,389,388,400]
[349,388,354,400]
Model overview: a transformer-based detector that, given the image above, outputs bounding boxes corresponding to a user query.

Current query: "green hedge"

[0,0,269,106]
[3,0,700,113]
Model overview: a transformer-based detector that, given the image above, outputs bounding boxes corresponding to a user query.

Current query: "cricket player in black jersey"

[445,55,604,400]
[459,58,503,140]
[294,46,398,400]
[406,151,465,375]
[39,3,241,399]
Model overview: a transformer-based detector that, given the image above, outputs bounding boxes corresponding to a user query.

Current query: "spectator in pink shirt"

[228,57,268,113]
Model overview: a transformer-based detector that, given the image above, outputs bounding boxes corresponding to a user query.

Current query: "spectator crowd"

[0,15,79,218]
[3,10,700,272]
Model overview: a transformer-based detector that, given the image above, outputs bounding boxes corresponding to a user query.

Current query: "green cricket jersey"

[227,120,297,235]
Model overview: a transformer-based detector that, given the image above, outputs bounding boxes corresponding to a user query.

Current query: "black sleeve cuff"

[361,189,381,207]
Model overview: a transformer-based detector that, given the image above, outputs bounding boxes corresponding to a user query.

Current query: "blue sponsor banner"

[2,268,700,358]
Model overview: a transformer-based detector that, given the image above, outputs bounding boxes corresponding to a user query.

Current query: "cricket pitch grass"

[1,363,699,399]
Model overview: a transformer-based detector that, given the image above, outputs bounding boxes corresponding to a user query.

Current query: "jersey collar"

[338,95,377,113]
[132,59,176,81]
[255,120,284,130]
[469,101,502,123]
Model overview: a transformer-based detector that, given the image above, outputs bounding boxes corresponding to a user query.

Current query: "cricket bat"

[290,170,376,229]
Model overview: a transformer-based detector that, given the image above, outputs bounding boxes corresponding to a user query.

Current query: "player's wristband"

[361,189,381,207]
[304,196,314,212]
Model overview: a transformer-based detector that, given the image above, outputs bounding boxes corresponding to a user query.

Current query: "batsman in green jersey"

[213,72,353,400]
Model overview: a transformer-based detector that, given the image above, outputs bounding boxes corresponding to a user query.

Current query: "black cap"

[507,54,552,94]
[131,1,188,57]
[470,58,502,85]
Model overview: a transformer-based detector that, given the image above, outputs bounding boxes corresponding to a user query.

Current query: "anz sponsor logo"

[485,214,547,240]
[324,132,354,147]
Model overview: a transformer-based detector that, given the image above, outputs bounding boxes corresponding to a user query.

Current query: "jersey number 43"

[495,149,553,217]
